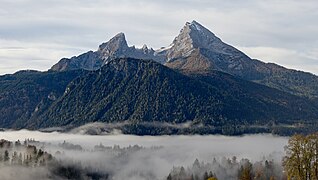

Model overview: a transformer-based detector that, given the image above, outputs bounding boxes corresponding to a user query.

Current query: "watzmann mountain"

[52,21,318,98]
[1,20,318,135]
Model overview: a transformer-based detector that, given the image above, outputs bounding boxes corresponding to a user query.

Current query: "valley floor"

[0,130,288,179]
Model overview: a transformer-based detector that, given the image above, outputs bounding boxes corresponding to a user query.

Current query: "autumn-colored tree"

[239,160,253,180]
[309,133,318,179]
[283,133,318,180]
[207,177,218,180]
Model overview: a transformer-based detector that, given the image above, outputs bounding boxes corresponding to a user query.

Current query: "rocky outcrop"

[51,33,165,71]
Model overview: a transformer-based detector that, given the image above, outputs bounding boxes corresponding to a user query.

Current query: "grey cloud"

[0,0,317,74]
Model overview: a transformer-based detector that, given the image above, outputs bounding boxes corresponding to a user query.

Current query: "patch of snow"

[155,44,173,53]
[191,22,202,31]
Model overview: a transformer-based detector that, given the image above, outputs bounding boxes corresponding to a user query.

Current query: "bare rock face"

[98,32,130,61]
[51,33,165,71]
[166,20,221,62]
[166,22,195,62]
[51,51,103,71]
[165,21,269,77]
[166,49,213,74]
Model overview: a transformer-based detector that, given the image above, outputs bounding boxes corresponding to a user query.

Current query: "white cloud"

[0,39,86,74]
[239,46,318,74]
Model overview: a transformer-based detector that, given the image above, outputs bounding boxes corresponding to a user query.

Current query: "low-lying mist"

[0,130,288,180]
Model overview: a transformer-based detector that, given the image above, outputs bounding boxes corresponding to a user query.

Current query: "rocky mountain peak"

[165,21,219,62]
[165,20,252,74]
[185,21,221,48]
[98,32,129,54]
[142,44,148,50]
[188,21,214,33]
[185,20,207,33]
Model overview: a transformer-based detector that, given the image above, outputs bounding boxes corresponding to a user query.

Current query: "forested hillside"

[26,58,318,134]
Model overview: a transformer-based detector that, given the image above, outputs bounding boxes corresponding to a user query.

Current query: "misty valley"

[1,1,317,179]
[0,130,290,180]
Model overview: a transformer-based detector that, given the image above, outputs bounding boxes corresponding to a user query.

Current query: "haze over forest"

[0,131,288,180]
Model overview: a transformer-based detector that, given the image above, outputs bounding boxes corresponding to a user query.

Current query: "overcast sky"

[0,0,317,75]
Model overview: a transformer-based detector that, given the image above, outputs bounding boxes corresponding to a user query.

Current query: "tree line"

[167,132,318,180]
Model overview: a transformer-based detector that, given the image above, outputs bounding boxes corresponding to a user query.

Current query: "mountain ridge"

[28,58,318,133]
[50,20,318,98]
[1,21,318,135]
[50,32,165,71]
[1,57,318,135]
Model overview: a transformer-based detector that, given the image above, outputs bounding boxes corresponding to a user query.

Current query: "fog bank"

[0,130,288,179]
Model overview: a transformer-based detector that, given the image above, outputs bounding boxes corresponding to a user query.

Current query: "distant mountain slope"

[51,21,318,98]
[29,58,318,129]
[165,21,318,98]
[0,70,85,128]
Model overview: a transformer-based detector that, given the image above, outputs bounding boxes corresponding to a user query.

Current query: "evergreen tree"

[4,150,9,162]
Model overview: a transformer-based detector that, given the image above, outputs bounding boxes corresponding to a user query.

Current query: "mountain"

[165,21,262,76]
[1,21,318,135]
[0,70,86,128]
[51,21,318,98]
[27,58,318,135]
[165,21,318,98]
[51,33,165,71]
[1,57,318,135]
